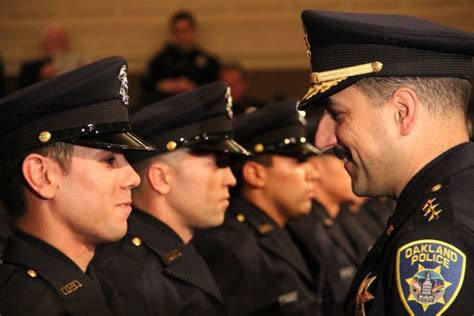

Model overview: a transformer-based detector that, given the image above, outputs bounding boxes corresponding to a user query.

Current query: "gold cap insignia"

[166,141,177,151]
[301,61,383,102]
[60,280,82,296]
[27,269,37,278]
[38,131,52,143]
[131,236,142,247]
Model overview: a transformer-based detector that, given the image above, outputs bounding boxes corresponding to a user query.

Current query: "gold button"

[300,137,306,143]
[323,218,334,226]
[27,269,37,278]
[236,214,245,222]
[131,237,142,246]
[166,141,177,151]
[38,131,52,143]
[431,184,442,192]
[386,224,394,236]
[254,143,264,153]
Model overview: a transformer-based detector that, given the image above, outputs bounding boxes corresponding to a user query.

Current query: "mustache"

[333,145,352,162]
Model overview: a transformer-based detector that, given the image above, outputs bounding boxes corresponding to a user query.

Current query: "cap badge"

[38,131,52,143]
[302,24,311,59]
[118,64,129,107]
[225,87,234,119]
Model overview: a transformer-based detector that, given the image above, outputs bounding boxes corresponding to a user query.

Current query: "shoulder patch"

[396,239,466,315]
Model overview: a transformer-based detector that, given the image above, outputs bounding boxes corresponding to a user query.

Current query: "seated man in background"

[194,98,322,316]
[93,82,249,315]
[220,63,266,115]
[0,56,154,315]
[17,24,87,89]
[141,10,221,104]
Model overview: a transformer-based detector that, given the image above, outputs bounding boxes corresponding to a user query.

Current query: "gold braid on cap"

[301,61,383,101]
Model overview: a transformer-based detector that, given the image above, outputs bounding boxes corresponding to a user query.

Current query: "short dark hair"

[230,154,273,196]
[0,142,73,221]
[170,10,197,29]
[354,77,471,118]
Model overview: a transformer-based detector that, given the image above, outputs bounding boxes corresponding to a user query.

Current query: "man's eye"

[215,155,231,168]
[104,156,117,165]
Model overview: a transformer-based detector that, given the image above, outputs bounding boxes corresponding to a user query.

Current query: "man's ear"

[22,153,56,199]
[390,87,419,136]
[242,161,267,188]
[147,161,172,195]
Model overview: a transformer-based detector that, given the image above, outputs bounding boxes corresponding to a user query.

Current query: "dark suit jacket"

[194,197,322,316]
[0,231,122,315]
[93,209,226,316]
[345,143,474,315]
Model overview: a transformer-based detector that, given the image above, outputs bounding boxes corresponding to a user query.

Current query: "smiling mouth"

[333,145,352,163]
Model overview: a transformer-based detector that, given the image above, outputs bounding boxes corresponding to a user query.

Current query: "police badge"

[118,64,129,107]
[396,239,466,315]
[225,87,233,119]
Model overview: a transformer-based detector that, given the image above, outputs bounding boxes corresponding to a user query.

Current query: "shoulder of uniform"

[0,264,49,301]
[414,181,454,226]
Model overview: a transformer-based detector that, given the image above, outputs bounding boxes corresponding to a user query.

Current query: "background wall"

[1,0,473,106]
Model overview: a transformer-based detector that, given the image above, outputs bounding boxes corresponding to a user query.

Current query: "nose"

[303,160,318,183]
[119,155,141,189]
[223,166,237,187]
[315,112,338,150]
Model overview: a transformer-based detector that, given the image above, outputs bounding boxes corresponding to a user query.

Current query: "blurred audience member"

[141,10,220,104]
[220,63,265,115]
[17,24,86,89]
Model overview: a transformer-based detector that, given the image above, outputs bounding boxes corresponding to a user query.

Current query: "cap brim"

[190,139,250,156]
[67,131,156,152]
[270,142,322,156]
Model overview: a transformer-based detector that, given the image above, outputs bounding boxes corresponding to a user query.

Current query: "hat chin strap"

[301,61,383,102]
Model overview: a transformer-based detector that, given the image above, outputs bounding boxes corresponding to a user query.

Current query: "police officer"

[93,82,248,315]
[194,98,322,315]
[298,9,474,315]
[0,56,154,315]
[141,10,221,104]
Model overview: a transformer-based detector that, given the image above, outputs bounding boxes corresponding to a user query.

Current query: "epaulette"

[414,180,454,226]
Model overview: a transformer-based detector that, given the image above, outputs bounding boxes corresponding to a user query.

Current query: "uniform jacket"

[0,231,122,316]
[288,202,360,316]
[93,209,226,316]
[345,142,474,315]
[193,197,322,316]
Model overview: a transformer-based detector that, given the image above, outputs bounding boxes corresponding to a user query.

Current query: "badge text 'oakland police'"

[396,239,466,315]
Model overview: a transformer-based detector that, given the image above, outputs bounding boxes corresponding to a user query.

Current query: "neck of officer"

[313,189,341,219]
[393,114,469,199]
[242,188,288,228]
[17,201,95,273]
[133,189,193,244]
